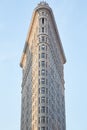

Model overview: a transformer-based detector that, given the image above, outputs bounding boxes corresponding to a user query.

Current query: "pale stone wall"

[20,2,66,130]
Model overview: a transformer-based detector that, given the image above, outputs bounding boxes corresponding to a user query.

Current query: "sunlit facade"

[20,2,66,130]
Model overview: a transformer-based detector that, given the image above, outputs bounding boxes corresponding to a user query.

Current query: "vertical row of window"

[38,43,48,128]
[39,17,47,34]
[38,14,48,130]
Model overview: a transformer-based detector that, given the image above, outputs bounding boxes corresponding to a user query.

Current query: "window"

[39,70,40,76]
[38,97,40,104]
[41,69,45,76]
[41,116,45,123]
[46,107,48,113]
[41,78,45,84]
[39,45,40,50]
[38,88,40,94]
[39,28,40,33]
[38,117,40,123]
[41,44,45,50]
[42,36,45,42]
[46,70,48,76]
[46,38,47,43]
[41,127,45,130]
[46,88,48,94]
[41,61,45,67]
[46,62,47,67]
[41,53,45,58]
[41,97,45,103]
[39,62,40,67]
[39,54,40,59]
[46,97,48,103]
[42,18,44,24]
[42,27,44,33]
[41,87,45,94]
[42,12,44,15]
[38,107,40,113]
[39,79,40,85]
[46,127,48,130]
[41,106,45,113]
[46,54,47,59]
[46,79,48,85]
[38,127,40,130]
[46,45,47,51]
[39,38,40,42]
[46,117,48,123]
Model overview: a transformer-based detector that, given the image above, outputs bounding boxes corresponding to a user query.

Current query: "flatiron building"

[20,2,66,130]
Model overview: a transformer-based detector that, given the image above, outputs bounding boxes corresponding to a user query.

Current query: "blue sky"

[0,0,87,130]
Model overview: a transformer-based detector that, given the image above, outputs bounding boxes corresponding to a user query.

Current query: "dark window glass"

[41,44,45,50]
[46,107,48,113]
[46,79,48,85]
[46,45,47,51]
[41,87,45,94]
[39,45,40,50]
[46,38,47,43]
[42,36,44,42]
[41,69,45,76]
[38,117,40,123]
[39,28,40,33]
[46,62,47,67]
[42,12,44,15]
[39,38,40,42]
[46,70,48,76]
[41,53,45,58]
[38,107,40,113]
[46,97,48,103]
[39,62,40,67]
[39,70,40,76]
[42,27,44,33]
[38,88,40,94]
[39,54,40,59]
[42,18,44,24]
[46,54,47,59]
[41,61,45,67]
[41,116,45,123]
[41,127,45,130]
[41,78,45,84]
[41,106,45,113]
[39,79,40,85]
[46,117,48,123]
[41,97,45,103]
[46,88,48,94]
[38,97,40,104]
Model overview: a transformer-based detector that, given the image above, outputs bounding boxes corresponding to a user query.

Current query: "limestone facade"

[20,2,66,130]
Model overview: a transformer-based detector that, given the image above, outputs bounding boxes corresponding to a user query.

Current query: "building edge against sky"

[20,1,66,130]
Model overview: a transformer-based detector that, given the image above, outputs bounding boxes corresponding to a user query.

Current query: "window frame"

[42,18,44,24]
